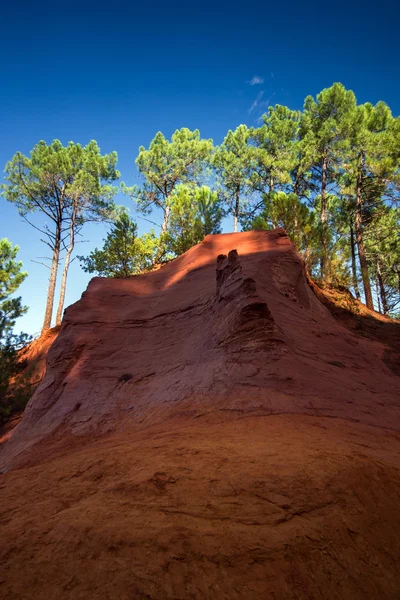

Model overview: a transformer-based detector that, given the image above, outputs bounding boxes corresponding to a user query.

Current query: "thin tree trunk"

[304,246,311,272]
[397,271,400,310]
[376,259,388,314]
[293,213,300,248]
[320,148,328,278]
[42,227,61,333]
[350,223,361,300]
[121,219,130,276]
[233,191,239,233]
[355,155,373,310]
[293,171,300,197]
[160,202,171,237]
[269,175,274,194]
[56,209,76,326]
[375,277,382,313]
[155,200,171,263]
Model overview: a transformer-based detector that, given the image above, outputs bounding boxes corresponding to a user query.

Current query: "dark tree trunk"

[320,148,328,278]
[355,155,374,310]
[376,259,388,314]
[375,278,382,313]
[350,224,361,300]
[293,212,300,248]
[293,172,300,197]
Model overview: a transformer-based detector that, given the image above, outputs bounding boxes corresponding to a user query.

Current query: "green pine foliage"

[165,185,223,255]
[365,206,400,315]
[1,139,119,331]
[0,239,27,339]
[239,84,399,314]
[244,192,319,272]
[213,125,254,232]
[78,212,159,277]
[3,83,400,320]
[0,239,31,423]
[122,128,213,241]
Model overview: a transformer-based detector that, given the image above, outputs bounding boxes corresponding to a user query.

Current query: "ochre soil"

[1,415,400,599]
[1,230,400,599]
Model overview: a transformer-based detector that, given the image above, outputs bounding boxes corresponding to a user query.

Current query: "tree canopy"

[78,212,158,278]
[0,239,27,340]
[123,128,213,244]
[2,82,400,322]
[2,139,119,331]
[165,185,223,255]
[0,239,31,422]
[213,125,254,232]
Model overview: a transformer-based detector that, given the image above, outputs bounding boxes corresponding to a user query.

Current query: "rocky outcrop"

[1,230,400,599]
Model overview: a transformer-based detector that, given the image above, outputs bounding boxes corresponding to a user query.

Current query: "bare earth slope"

[1,230,400,599]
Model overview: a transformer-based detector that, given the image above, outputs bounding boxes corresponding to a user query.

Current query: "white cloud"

[248,90,264,114]
[248,75,264,85]
[263,92,276,108]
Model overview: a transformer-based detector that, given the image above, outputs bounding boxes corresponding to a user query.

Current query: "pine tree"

[55,141,119,325]
[250,105,301,199]
[365,206,400,315]
[165,185,223,255]
[301,83,356,278]
[245,192,319,271]
[0,239,31,422]
[341,102,400,309]
[78,212,158,277]
[123,129,213,253]
[2,140,119,331]
[213,125,253,232]
[0,239,28,340]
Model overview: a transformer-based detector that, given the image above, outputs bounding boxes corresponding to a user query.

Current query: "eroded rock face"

[1,229,400,471]
[215,248,282,354]
[1,230,400,599]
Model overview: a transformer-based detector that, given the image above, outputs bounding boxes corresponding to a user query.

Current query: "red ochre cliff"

[1,230,400,599]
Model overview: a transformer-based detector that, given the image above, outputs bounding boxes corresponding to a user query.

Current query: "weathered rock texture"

[1,230,400,599]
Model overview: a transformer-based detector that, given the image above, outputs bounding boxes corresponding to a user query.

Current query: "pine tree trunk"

[121,220,130,276]
[269,175,274,194]
[41,228,61,333]
[155,201,171,263]
[375,278,382,313]
[293,213,300,248]
[355,156,373,310]
[233,191,239,233]
[350,224,361,300]
[56,215,76,326]
[320,148,328,278]
[160,202,171,237]
[293,171,300,197]
[376,259,388,314]
[304,247,311,272]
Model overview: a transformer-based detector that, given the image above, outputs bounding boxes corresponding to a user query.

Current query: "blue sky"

[1,0,399,335]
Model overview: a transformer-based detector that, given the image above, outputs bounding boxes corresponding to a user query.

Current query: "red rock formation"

[0,327,59,443]
[1,230,400,599]
[17,327,59,392]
